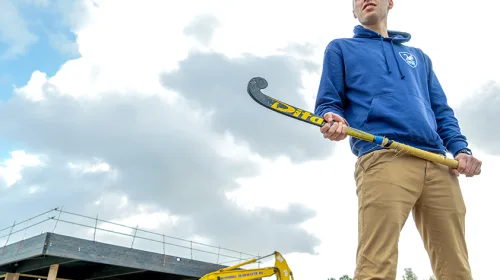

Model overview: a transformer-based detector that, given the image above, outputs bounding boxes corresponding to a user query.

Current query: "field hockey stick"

[246,77,459,169]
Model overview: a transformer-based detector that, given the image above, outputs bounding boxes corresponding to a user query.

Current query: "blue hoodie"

[315,25,469,158]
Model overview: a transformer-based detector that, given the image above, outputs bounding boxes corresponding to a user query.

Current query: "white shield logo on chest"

[399,52,418,68]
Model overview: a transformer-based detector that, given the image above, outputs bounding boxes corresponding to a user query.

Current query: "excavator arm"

[199,251,294,280]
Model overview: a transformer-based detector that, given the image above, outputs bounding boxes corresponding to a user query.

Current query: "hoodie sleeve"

[314,43,347,121]
[425,54,469,157]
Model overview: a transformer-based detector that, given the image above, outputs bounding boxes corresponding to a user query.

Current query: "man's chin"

[360,15,381,26]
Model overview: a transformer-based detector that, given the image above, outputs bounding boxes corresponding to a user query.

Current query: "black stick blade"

[246,77,325,127]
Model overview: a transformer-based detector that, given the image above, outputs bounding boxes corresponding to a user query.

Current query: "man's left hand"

[451,153,482,177]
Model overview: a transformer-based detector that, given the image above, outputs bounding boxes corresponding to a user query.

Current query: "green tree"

[428,276,436,280]
[402,268,418,280]
[328,274,352,280]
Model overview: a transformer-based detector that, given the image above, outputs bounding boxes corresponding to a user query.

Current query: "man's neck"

[363,21,389,37]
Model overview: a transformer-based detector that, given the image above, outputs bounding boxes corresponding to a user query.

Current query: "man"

[314,0,482,279]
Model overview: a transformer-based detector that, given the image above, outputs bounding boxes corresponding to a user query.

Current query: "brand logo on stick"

[270,100,324,125]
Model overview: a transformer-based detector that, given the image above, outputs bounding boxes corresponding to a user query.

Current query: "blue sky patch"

[0,1,78,157]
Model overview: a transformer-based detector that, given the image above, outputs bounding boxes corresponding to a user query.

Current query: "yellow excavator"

[199,251,294,280]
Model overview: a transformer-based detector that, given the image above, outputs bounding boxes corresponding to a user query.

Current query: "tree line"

[328,268,437,280]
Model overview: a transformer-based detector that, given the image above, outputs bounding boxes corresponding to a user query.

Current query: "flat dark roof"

[0,232,226,279]
[0,208,259,280]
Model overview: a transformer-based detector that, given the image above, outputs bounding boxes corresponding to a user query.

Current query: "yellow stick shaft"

[346,127,459,169]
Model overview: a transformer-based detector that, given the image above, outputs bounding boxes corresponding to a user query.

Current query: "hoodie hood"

[353,24,412,42]
[353,25,411,79]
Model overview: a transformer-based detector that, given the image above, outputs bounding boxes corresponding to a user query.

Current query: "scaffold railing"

[0,207,262,267]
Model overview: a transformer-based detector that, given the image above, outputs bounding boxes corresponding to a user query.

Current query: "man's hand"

[320,112,348,141]
[451,153,482,177]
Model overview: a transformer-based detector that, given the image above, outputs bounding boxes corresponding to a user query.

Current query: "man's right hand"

[320,112,348,141]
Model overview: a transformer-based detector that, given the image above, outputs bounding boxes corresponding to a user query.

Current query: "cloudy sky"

[0,0,499,279]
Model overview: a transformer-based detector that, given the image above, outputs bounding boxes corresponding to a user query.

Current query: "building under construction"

[0,208,260,280]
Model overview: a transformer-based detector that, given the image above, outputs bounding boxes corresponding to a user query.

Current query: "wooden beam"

[48,264,59,280]
[4,273,19,280]
[17,273,71,280]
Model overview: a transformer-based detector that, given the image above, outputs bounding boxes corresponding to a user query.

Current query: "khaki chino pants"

[353,148,472,280]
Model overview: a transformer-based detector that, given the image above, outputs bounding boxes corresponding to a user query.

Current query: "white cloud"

[0,151,43,187]
[68,159,111,173]
[1,0,499,279]
[13,70,50,101]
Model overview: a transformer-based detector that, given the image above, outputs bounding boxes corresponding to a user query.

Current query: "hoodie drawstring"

[380,37,391,74]
[380,37,405,80]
